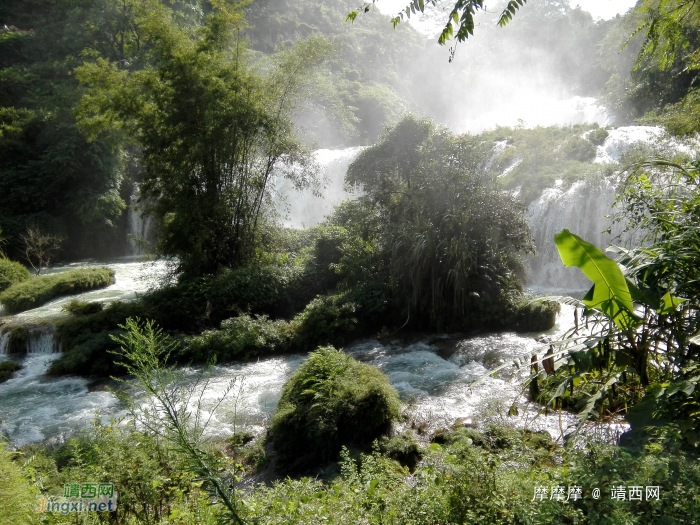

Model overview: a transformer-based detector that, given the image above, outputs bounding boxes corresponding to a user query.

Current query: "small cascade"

[523,125,686,290]
[525,179,626,290]
[275,147,364,228]
[0,331,10,354]
[27,325,61,354]
[127,184,155,255]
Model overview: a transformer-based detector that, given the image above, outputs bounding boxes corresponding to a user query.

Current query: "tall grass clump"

[270,346,401,472]
[0,258,30,294]
[0,441,39,524]
[0,267,115,313]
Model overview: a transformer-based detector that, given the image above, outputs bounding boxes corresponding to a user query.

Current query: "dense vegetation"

[0,256,29,293]
[3,1,700,524]
[3,319,699,524]
[0,267,114,313]
[270,346,401,472]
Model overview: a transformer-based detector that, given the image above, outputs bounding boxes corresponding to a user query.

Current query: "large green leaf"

[554,229,637,329]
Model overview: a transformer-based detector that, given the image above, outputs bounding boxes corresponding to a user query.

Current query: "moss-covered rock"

[507,298,560,332]
[0,258,30,294]
[0,361,22,383]
[62,299,104,316]
[0,267,115,313]
[378,433,422,471]
[270,346,401,472]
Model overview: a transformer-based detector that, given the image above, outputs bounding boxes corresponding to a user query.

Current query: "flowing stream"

[0,125,681,447]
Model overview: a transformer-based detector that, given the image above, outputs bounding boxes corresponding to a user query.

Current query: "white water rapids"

[0,125,688,447]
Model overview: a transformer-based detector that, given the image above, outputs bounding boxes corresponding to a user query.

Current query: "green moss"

[62,299,104,316]
[0,267,115,313]
[182,314,289,362]
[270,346,401,472]
[507,298,560,332]
[0,325,28,355]
[0,258,30,293]
[378,433,422,471]
[0,361,22,383]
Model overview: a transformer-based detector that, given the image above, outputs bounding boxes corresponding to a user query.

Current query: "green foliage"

[0,257,30,293]
[77,4,328,276]
[561,135,597,162]
[587,126,609,146]
[342,115,534,330]
[0,441,38,525]
[109,317,246,524]
[183,314,289,362]
[0,360,22,383]
[554,229,635,329]
[248,0,423,145]
[378,433,422,471]
[0,267,115,313]
[487,123,606,204]
[288,294,359,350]
[270,346,401,472]
[61,299,104,316]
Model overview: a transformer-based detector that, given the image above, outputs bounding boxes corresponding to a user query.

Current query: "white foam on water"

[0,354,118,447]
[27,325,61,354]
[0,331,10,354]
[2,258,169,324]
[0,304,607,445]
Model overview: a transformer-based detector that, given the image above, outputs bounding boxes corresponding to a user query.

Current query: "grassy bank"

[0,258,30,293]
[0,267,115,313]
[4,418,698,524]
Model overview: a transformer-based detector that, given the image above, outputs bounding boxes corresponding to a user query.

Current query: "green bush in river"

[61,299,104,316]
[183,314,290,362]
[269,346,401,472]
[0,258,30,293]
[0,267,115,313]
[0,361,21,383]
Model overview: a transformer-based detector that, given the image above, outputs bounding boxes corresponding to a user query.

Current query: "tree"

[347,0,528,48]
[20,225,63,275]
[77,3,329,276]
[337,115,534,329]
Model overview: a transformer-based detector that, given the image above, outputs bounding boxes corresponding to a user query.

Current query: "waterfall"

[127,183,155,255]
[0,331,10,354]
[525,179,628,290]
[275,147,364,228]
[27,325,61,354]
[0,324,60,355]
[524,125,689,290]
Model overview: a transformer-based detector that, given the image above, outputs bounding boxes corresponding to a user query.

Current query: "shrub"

[378,433,422,471]
[0,442,39,525]
[182,314,289,362]
[0,258,30,293]
[269,346,401,472]
[587,126,609,146]
[560,135,597,162]
[288,294,359,350]
[0,267,115,313]
[507,298,560,332]
[0,361,22,383]
[62,299,104,316]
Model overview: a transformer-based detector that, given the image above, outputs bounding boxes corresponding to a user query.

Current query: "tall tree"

[77,2,328,276]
